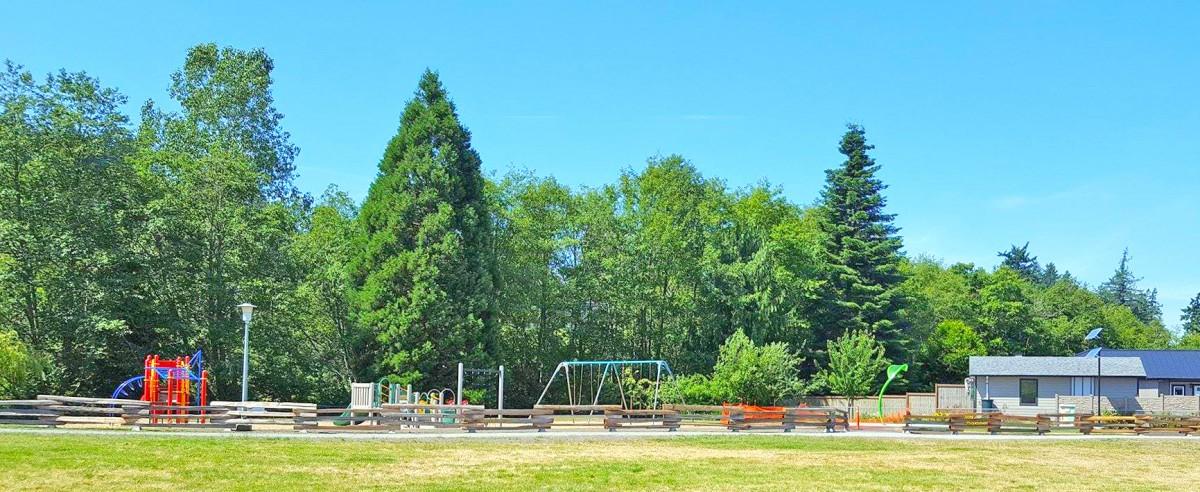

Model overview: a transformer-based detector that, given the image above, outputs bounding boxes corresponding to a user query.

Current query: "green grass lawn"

[2,431,1198,491]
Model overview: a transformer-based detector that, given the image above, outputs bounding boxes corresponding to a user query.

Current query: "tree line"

[2,45,1196,405]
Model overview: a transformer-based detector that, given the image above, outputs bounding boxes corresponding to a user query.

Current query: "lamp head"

[1084,327,1103,342]
[237,303,256,322]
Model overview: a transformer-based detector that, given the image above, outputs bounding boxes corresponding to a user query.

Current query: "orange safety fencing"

[720,404,786,424]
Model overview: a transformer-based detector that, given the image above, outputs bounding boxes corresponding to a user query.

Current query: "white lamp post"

[237,303,256,403]
[1085,327,1104,415]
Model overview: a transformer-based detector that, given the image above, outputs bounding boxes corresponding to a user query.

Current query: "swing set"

[534,360,675,410]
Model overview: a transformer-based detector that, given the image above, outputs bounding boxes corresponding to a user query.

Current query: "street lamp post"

[1085,328,1104,415]
[237,303,256,404]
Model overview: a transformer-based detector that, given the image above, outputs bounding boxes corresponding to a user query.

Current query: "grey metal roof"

[969,356,1145,377]
[1092,349,1200,380]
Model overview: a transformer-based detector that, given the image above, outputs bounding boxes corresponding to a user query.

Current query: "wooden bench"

[463,409,553,432]
[212,401,317,430]
[725,407,798,432]
[661,404,732,428]
[603,409,681,431]
[903,413,966,434]
[0,400,59,427]
[376,403,483,429]
[987,414,1051,435]
[534,404,620,428]
[801,408,851,432]
[1133,415,1200,436]
[293,406,468,432]
[1084,415,1138,434]
[124,405,233,429]
[37,395,147,426]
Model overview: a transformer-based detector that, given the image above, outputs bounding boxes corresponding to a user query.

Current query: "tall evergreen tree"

[818,124,906,360]
[1182,292,1200,335]
[1098,249,1161,325]
[352,70,496,387]
[997,242,1041,281]
[1040,262,1060,286]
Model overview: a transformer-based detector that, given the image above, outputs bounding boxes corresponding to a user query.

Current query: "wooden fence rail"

[603,409,681,431]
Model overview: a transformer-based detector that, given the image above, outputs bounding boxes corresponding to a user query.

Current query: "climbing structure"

[113,350,209,421]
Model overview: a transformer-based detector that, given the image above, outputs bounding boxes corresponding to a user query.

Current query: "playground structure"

[111,350,209,422]
[535,360,675,410]
[349,363,505,409]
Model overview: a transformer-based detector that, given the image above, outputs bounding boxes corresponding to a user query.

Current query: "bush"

[0,330,43,399]
[709,329,806,405]
[814,329,888,400]
[662,373,721,405]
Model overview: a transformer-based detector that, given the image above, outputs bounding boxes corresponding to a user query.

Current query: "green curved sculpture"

[878,364,908,419]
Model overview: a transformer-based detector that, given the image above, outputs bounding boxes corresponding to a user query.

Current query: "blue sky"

[4,2,1198,327]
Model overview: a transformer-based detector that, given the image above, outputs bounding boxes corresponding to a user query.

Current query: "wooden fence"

[904,411,1200,436]
[0,397,848,434]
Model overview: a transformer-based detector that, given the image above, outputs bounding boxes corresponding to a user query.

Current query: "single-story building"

[967,349,1200,415]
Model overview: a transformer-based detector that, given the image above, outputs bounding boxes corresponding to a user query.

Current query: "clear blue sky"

[4,2,1197,327]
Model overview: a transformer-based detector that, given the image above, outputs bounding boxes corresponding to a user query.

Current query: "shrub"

[0,330,43,399]
[709,329,806,405]
[662,373,721,405]
[814,329,889,401]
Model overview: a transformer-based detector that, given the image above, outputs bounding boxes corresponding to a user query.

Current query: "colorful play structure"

[348,363,505,409]
[112,350,210,411]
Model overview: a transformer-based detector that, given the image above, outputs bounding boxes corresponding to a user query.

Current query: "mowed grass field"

[2,432,1199,491]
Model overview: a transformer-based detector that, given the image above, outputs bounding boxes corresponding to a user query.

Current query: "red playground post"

[113,349,210,424]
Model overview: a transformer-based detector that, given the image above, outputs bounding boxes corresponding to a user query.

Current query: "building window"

[1172,384,1186,396]
[1020,379,1038,406]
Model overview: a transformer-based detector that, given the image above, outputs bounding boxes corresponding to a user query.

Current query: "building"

[967,349,1200,416]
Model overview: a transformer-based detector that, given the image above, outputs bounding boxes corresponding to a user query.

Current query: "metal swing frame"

[534,360,674,409]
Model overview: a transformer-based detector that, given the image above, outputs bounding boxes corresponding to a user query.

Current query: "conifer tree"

[997,242,1041,282]
[818,124,906,359]
[1182,293,1200,335]
[352,70,496,386]
[1040,262,1060,286]
[1098,249,1161,325]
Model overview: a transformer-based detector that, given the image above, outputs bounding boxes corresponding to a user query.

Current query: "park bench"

[725,406,799,432]
[903,413,966,434]
[791,408,849,432]
[0,399,59,427]
[212,400,316,430]
[1084,415,1140,434]
[987,414,1051,435]
[293,405,477,432]
[375,403,484,430]
[125,404,233,429]
[462,408,553,432]
[661,404,732,429]
[603,409,681,431]
[37,395,146,426]
[534,404,620,427]
[1133,415,1200,436]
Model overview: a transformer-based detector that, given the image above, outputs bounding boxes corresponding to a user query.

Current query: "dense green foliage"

[814,329,889,400]
[0,46,1189,405]
[352,70,496,388]
[663,329,806,405]
[817,125,906,361]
